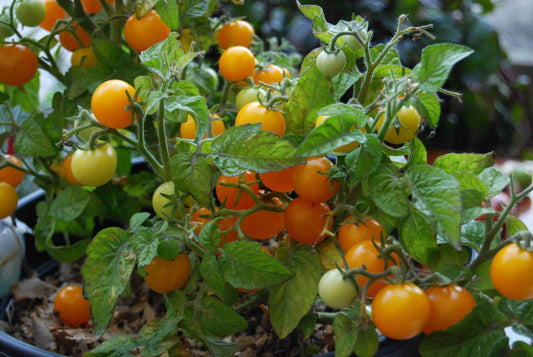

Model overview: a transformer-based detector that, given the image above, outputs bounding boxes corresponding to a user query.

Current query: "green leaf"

[416,92,441,128]
[204,335,242,357]
[44,236,90,263]
[284,65,335,135]
[130,230,157,267]
[210,125,302,176]
[14,117,57,157]
[333,307,361,357]
[332,72,360,100]
[428,245,470,280]
[419,302,509,357]
[460,221,486,252]
[269,242,322,338]
[345,134,382,179]
[82,227,136,337]
[353,324,379,357]
[367,163,410,217]
[83,335,137,357]
[433,152,495,175]
[506,216,529,237]
[296,0,328,41]
[413,44,474,92]
[499,299,533,326]
[198,220,221,252]
[140,34,199,78]
[48,185,90,222]
[478,167,510,198]
[453,172,489,197]
[299,312,317,339]
[407,166,462,247]
[136,316,181,356]
[399,210,439,266]
[170,152,213,207]
[198,297,247,337]
[200,254,238,304]
[156,237,181,260]
[218,241,293,290]
[156,0,179,30]
[136,0,158,17]
[510,341,533,357]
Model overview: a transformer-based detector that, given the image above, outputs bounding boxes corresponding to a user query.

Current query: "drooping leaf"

[197,297,247,337]
[48,185,91,222]
[14,116,57,157]
[433,152,494,175]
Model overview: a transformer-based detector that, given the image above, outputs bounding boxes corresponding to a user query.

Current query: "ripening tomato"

[124,10,170,52]
[152,181,183,220]
[252,64,284,85]
[423,285,476,334]
[0,156,24,188]
[344,240,397,297]
[0,44,38,86]
[291,156,338,203]
[376,105,422,145]
[218,46,256,82]
[240,197,284,240]
[91,79,137,129]
[53,285,91,326]
[215,171,259,210]
[259,166,295,193]
[0,182,18,219]
[61,153,82,185]
[284,198,332,245]
[372,283,431,340]
[71,47,97,68]
[70,143,117,187]
[58,21,91,51]
[338,216,384,253]
[40,0,66,31]
[235,87,266,110]
[143,254,191,294]
[80,0,114,14]
[216,19,255,50]
[318,269,358,309]
[490,242,533,301]
[180,114,225,140]
[235,101,285,136]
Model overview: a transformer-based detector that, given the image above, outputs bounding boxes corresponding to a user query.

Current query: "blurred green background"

[223,0,532,159]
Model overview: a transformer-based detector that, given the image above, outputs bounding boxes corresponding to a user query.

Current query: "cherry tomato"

[40,0,65,31]
[490,242,533,301]
[338,216,384,253]
[0,44,38,86]
[0,182,18,219]
[124,9,170,52]
[235,87,265,110]
[216,19,255,50]
[259,166,295,193]
[376,105,422,145]
[318,269,358,309]
[61,153,82,185]
[0,156,24,188]
[423,285,476,334]
[53,285,91,326]
[152,181,182,220]
[316,50,346,77]
[58,21,91,51]
[180,114,225,140]
[291,156,338,203]
[283,197,332,245]
[344,240,397,297]
[235,101,285,136]
[252,64,284,85]
[143,254,191,294]
[80,0,114,14]
[71,47,97,68]
[190,207,238,246]
[91,79,137,129]
[15,0,46,27]
[240,197,284,240]
[70,143,117,187]
[215,171,259,210]
[372,283,430,340]
[218,46,256,82]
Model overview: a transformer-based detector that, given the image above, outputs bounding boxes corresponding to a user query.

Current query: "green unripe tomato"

[15,0,46,27]
[318,269,358,309]
[341,28,368,52]
[235,87,266,110]
[152,181,187,220]
[316,50,346,77]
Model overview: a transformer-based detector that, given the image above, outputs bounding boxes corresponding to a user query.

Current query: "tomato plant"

[143,254,191,294]
[0,44,38,86]
[372,283,430,340]
[490,242,533,301]
[15,0,46,27]
[216,19,255,50]
[318,269,358,309]
[70,143,117,187]
[291,156,338,203]
[91,79,137,129]
[53,285,91,326]
[235,101,286,136]
[218,45,256,82]
[423,285,476,334]
[0,182,17,219]
[283,197,332,245]
[124,9,170,52]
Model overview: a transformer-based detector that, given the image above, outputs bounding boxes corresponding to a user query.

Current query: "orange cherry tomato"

[291,156,338,203]
[240,197,285,240]
[338,216,384,253]
[143,254,192,294]
[180,114,225,140]
[490,242,533,301]
[124,9,170,52]
[80,0,114,14]
[252,64,284,85]
[40,0,66,31]
[216,19,255,50]
[62,153,82,185]
[218,46,256,82]
[215,171,259,210]
[0,44,38,86]
[53,285,91,326]
[0,182,18,219]
[259,166,295,193]
[0,156,24,188]
[58,21,91,51]
[190,207,238,247]
[283,197,332,245]
[423,285,476,334]
[91,79,137,129]
[235,101,285,136]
